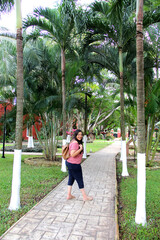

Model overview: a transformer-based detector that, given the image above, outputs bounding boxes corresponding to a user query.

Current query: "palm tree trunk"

[9,0,23,211]
[146,115,155,163]
[15,35,23,148]
[135,0,146,226]
[61,48,66,139]
[84,92,87,135]
[83,92,88,158]
[119,47,125,141]
[50,113,54,161]
[150,129,160,164]
[27,125,34,148]
[61,48,67,172]
[156,54,159,79]
[119,47,129,177]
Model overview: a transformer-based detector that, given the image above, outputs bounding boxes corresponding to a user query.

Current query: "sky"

[0,0,94,33]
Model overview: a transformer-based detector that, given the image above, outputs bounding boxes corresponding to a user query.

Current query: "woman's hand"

[79,144,83,151]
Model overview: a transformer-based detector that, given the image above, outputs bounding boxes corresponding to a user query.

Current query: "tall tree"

[108,0,131,176]
[88,0,160,175]
[23,0,79,172]
[9,0,24,210]
[23,39,62,161]
[87,0,136,176]
[135,0,146,226]
[23,0,76,140]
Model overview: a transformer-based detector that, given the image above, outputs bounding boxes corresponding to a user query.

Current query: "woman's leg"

[66,162,75,200]
[73,164,93,201]
[67,185,75,200]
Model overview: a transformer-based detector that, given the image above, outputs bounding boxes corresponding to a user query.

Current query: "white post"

[135,153,146,226]
[120,139,123,161]
[8,149,21,210]
[61,139,67,172]
[83,135,87,158]
[27,136,34,148]
[121,140,129,176]
[66,135,71,143]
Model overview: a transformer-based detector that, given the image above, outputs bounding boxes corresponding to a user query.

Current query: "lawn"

[56,139,114,154]
[0,143,14,148]
[0,139,113,237]
[117,159,160,239]
[86,139,113,153]
[0,154,67,236]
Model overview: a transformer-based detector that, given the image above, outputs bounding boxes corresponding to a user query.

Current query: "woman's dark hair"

[73,129,83,144]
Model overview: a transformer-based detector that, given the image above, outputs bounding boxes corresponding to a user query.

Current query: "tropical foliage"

[0,0,160,236]
[0,0,159,160]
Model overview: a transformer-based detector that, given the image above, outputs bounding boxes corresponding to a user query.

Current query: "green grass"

[57,139,113,154]
[0,154,67,236]
[86,139,113,153]
[0,143,14,149]
[117,160,160,240]
[0,139,113,237]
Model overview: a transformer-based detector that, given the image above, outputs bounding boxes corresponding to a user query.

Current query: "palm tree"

[23,0,79,172]
[88,0,160,175]
[135,0,146,226]
[87,0,137,176]
[134,0,160,226]
[23,0,76,141]
[23,39,62,161]
[9,0,24,211]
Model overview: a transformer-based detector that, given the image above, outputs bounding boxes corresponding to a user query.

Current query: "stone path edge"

[0,177,68,240]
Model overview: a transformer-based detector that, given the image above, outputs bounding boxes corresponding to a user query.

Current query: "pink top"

[67,141,83,164]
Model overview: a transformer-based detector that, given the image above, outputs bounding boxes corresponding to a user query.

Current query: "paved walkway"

[1,140,121,240]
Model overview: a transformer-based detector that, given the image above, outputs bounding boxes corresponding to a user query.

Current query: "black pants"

[66,161,84,189]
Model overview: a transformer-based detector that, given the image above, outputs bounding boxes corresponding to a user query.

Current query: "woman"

[66,129,93,201]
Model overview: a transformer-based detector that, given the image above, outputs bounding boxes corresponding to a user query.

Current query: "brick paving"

[1,140,121,240]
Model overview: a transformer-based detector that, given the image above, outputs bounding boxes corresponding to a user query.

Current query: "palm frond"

[0,0,14,14]
[91,1,110,16]
[23,15,54,37]
[143,7,160,27]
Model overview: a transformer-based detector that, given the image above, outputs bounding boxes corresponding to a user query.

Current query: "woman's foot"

[67,195,75,200]
[83,196,93,201]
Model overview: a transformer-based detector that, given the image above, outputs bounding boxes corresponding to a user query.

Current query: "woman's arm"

[70,144,83,157]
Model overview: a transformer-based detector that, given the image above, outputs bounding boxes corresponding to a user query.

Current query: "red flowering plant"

[66,129,76,136]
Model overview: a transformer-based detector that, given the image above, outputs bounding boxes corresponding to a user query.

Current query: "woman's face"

[76,132,83,141]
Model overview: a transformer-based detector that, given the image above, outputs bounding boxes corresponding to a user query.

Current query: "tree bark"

[84,93,87,135]
[61,48,66,139]
[119,47,125,141]
[15,27,23,149]
[136,2,145,153]
[135,0,146,226]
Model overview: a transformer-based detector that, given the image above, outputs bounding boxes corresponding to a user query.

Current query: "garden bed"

[24,156,62,167]
[1,143,62,152]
